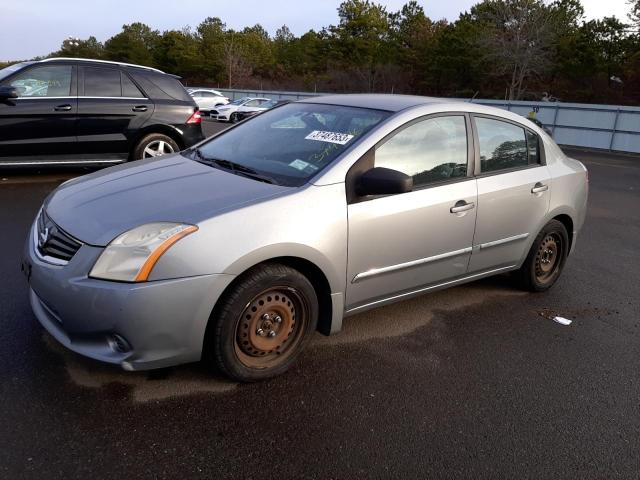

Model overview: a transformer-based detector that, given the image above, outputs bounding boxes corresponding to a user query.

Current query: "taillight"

[187,111,202,124]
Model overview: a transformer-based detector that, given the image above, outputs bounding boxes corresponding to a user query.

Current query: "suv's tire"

[515,219,569,292]
[205,263,319,382]
[133,133,179,160]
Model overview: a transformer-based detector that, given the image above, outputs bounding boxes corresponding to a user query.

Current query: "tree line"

[3,0,640,105]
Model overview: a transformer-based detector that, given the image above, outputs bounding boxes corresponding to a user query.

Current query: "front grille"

[37,211,82,262]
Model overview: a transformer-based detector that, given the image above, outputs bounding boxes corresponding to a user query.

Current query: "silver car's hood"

[45,154,289,246]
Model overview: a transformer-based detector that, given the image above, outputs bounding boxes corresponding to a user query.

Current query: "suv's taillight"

[187,111,202,124]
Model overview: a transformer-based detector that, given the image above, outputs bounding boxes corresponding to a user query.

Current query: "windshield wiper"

[190,149,278,185]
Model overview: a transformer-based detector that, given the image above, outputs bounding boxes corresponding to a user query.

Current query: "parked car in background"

[0,57,204,166]
[234,99,290,121]
[187,88,229,113]
[211,97,270,122]
[24,95,588,382]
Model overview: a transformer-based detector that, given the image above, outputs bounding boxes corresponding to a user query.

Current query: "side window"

[201,92,215,97]
[476,117,528,173]
[9,65,72,97]
[244,100,259,107]
[121,73,144,98]
[374,116,468,188]
[84,67,121,97]
[526,130,541,165]
[191,91,202,97]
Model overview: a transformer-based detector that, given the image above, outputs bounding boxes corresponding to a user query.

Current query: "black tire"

[205,263,319,382]
[132,133,179,160]
[230,112,239,123]
[515,219,569,292]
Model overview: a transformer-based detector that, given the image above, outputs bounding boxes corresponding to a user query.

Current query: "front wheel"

[230,112,239,123]
[515,219,569,292]
[132,133,179,160]
[205,264,319,382]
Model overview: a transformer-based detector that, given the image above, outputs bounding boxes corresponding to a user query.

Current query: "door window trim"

[470,113,546,178]
[346,112,476,204]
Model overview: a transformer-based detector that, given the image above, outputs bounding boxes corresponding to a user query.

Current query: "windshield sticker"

[305,130,354,145]
[289,159,318,173]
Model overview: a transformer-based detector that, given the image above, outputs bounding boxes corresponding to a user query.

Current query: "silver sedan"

[23,95,588,382]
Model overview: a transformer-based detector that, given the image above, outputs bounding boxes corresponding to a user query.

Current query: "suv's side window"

[9,65,72,97]
[121,73,144,98]
[84,67,121,97]
[475,117,529,173]
[374,116,468,188]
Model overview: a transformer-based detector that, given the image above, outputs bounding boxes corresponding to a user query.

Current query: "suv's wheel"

[515,219,569,292]
[133,133,179,160]
[230,112,239,123]
[206,264,319,382]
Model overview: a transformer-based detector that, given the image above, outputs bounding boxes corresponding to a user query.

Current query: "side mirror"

[0,86,19,100]
[357,167,413,196]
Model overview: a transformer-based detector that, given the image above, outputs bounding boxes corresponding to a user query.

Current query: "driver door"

[346,114,477,310]
[0,64,77,163]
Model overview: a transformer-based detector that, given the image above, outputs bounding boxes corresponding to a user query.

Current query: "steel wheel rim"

[234,287,309,370]
[143,140,175,158]
[535,233,562,283]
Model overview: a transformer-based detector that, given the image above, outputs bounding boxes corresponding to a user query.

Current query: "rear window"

[138,73,191,101]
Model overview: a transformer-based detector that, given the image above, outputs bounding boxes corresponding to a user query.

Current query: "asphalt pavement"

[0,126,639,479]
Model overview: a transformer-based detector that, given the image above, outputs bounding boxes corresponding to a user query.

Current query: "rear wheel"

[133,133,179,160]
[205,264,318,382]
[515,219,569,292]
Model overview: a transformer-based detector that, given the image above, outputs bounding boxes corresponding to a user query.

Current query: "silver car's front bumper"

[23,222,235,370]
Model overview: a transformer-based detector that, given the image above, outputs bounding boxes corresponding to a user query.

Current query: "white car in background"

[188,88,229,113]
[212,97,271,123]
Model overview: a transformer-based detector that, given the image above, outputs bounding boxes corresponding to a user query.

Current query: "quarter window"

[84,67,121,97]
[9,65,72,97]
[375,116,468,188]
[476,117,528,173]
[121,73,144,98]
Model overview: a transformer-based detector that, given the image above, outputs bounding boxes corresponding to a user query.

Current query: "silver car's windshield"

[192,103,390,186]
[0,62,32,82]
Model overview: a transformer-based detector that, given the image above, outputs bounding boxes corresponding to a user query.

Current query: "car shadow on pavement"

[42,274,524,403]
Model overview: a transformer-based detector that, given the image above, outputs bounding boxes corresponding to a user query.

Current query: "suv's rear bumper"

[180,124,205,147]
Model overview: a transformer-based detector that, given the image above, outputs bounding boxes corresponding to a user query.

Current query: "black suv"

[0,58,204,166]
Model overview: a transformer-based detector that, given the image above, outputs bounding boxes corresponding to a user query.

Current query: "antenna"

[468,91,479,103]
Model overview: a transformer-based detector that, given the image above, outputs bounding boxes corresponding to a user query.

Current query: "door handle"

[531,182,549,194]
[54,104,72,111]
[450,200,475,214]
[132,105,148,112]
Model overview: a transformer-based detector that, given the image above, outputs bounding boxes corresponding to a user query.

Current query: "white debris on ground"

[553,316,573,326]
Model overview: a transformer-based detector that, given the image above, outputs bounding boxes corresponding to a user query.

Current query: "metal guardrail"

[203,87,640,154]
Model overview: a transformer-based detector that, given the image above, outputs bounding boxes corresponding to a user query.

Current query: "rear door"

[0,63,77,163]
[468,115,551,273]
[77,66,153,160]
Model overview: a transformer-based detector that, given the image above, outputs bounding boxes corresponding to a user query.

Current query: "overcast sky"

[1,0,634,61]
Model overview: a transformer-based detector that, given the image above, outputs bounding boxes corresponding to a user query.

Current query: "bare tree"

[478,0,556,100]
[222,31,251,88]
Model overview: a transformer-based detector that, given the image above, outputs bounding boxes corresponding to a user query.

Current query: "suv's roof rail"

[41,57,165,74]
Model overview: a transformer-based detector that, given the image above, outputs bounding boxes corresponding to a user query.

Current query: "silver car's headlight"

[90,223,198,282]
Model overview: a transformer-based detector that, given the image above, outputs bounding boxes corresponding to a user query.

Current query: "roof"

[302,94,451,112]
[40,57,164,74]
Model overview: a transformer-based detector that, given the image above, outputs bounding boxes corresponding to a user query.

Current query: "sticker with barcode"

[305,130,354,145]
